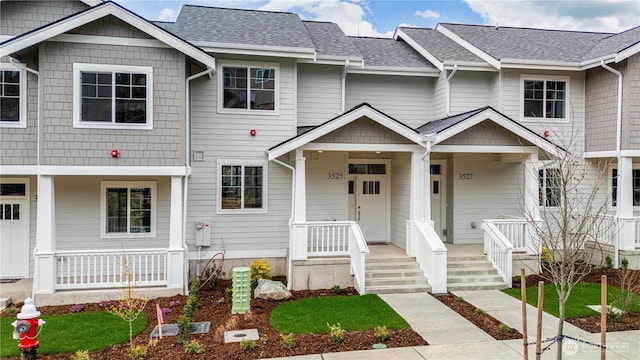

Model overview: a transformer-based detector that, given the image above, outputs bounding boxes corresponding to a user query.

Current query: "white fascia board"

[443,62,497,71]
[581,55,617,70]
[81,0,102,6]
[38,166,188,176]
[50,34,169,48]
[432,144,536,153]
[433,109,559,155]
[395,28,444,71]
[584,150,640,158]
[0,3,216,68]
[347,67,440,77]
[303,143,424,152]
[297,58,363,66]
[436,24,501,70]
[616,42,640,63]
[0,166,39,175]
[500,58,582,71]
[0,35,14,42]
[268,106,425,160]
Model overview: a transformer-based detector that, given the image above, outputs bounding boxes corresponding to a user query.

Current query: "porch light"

[375,151,381,154]
[317,150,323,153]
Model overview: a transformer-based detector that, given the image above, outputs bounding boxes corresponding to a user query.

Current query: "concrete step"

[447,274,504,284]
[366,284,431,294]
[447,260,492,268]
[366,276,429,287]
[367,256,416,263]
[448,255,487,262]
[366,269,424,278]
[447,267,499,276]
[366,262,421,271]
[447,281,508,291]
[0,297,11,312]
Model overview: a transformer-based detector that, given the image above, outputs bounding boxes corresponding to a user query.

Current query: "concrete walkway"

[266,290,640,360]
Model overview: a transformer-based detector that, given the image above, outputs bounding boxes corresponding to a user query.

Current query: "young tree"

[525,129,610,360]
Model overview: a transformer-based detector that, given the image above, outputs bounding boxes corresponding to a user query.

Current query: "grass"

[0,311,146,357]
[270,294,409,334]
[503,282,640,319]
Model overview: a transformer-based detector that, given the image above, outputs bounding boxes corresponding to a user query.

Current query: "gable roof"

[349,36,437,72]
[302,21,361,60]
[0,1,216,68]
[583,25,640,63]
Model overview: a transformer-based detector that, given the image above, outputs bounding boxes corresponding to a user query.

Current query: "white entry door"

[355,175,386,242]
[430,162,447,241]
[0,181,30,278]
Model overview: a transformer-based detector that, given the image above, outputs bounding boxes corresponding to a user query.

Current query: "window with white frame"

[539,168,561,207]
[219,62,278,113]
[611,168,640,207]
[522,75,568,120]
[0,64,26,127]
[101,181,156,237]
[217,160,267,213]
[74,63,153,129]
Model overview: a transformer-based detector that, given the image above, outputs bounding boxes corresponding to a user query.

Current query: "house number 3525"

[458,173,473,180]
[328,172,344,179]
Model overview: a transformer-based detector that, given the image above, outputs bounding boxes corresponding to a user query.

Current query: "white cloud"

[464,0,640,33]
[158,8,177,21]
[259,0,392,37]
[415,9,440,19]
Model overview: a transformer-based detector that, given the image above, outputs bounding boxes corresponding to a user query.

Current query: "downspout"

[183,66,215,294]
[10,57,40,166]
[272,158,295,290]
[446,64,458,116]
[341,60,349,113]
[601,60,623,268]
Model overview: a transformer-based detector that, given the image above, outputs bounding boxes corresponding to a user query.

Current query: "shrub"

[455,296,464,302]
[177,315,193,343]
[541,245,553,264]
[239,339,256,351]
[130,344,147,360]
[280,333,297,349]
[374,325,390,341]
[327,322,345,343]
[499,323,511,332]
[225,287,233,297]
[605,255,614,270]
[184,340,205,354]
[189,278,200,297]
[183,294,197,318]
[612,257,640,313]
[475,307,485,315]
[250,258,271,282]
[73,350,91,360]
[260,335,269,344]
[606,306,621,323]
[331,285,341,294]
[70,304,85,313]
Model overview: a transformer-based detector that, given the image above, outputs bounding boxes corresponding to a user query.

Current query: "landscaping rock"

[254,279,291,300]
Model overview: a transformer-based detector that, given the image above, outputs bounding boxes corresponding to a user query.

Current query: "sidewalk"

[267,290,640,360]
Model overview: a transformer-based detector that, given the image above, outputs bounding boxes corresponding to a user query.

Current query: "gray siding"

[450,71,493,114]
[432,71,447,119]
[0,69,38,165]
[0,0,89,37]
[315,117,414,144]
[585,66,619,152]
[390,152,410,248]
[39,41,186,166]
[72,16,154,39]
[297,64,342,126]
[440,120,534,146]
[305,151,348,221]
[345,74,433,128]
[623,54,640,151]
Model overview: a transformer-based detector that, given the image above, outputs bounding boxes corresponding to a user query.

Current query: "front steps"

[447,255,508,291]
[365,256,431,294]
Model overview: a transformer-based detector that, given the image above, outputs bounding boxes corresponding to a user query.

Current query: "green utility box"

[231,267,251,314]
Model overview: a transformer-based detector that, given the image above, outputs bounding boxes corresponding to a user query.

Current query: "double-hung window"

[217,160,267,213]
[74,63,153,129]
[219,61,278,113]
[522,75,568,121]
[539,168,561,207]
[0,64,26,128]
[611,168,640,207]
[101,181,156,237]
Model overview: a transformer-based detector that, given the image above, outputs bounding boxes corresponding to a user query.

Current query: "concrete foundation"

[188,257,287,281]
[512,253,541,276]
[291,257,353,290]
[33,287,183,306]
[584,241,640,269]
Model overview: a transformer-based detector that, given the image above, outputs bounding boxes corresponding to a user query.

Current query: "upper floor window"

[73,63,153,129]
[217,160,267,214]
[522,75,568,121]
[611,168,640,207]
[539,168,561,207]
[219,61,278,114]
[1,64,26,128]
[101,181,156,237]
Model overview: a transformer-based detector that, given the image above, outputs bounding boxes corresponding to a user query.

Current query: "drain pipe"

[445,64,458,116]
[601,60,623,268]
[10,57,40,166]
[272,158,296,290]
[341,60,349,112]
[183,66,215,294]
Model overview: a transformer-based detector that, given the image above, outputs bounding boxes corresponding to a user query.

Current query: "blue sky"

[114,0,640,37]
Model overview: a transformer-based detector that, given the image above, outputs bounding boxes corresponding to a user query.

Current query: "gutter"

[446,64,458,116]
[341,60,349,112]
[271,158,296,290]
[600,60,622,269]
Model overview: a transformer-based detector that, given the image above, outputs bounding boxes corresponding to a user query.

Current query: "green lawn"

[0,311,146,357]
[270,294,409,334]
[503,282,640,319]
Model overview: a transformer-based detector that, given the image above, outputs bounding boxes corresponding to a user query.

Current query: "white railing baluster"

[482,221,513,287]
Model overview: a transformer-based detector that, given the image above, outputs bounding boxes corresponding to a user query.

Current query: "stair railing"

[481,221,513,287]
[408,221,447,294]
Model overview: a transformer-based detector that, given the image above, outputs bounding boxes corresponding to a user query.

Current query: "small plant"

[605,255,614,270]
[455,296,464,302]
[183,294,198,318]
[4,307,19,316]
[475,307,485,315]
[184,339,205,354]
[327,322,345,343]
[513,275,521,284]
[331,285,341,294]
[130,344,147,360]
[260,334,269,344]
[499,323,511,332]
[189,278,200,297]
[225,287,233,297]
[99,300,111,308]
[177,314,193,343]
[73,350,91,360]
[606,306,621,323]
[612,257,640,313]
[169,300,180,307]
[70,304,85,313]
[541,245,553,264]
[374,325,390,341]
[217,297,226,305]
[280,333,297,349]
[250,257,272,282]
[239,339,257,351]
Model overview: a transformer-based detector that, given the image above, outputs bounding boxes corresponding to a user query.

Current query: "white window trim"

[100,181,157,238]
[520,74,570,123]
[217,60,280,116]
[216,159,268,214]
[73,63,153,130]
[0,63,27,128]
[538,166,561,208]
[609,165,640,208]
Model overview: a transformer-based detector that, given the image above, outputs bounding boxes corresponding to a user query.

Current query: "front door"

[353,175,386,241]
[0,181,30,278]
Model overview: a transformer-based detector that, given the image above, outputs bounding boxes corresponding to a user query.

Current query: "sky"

[114,0,640,37]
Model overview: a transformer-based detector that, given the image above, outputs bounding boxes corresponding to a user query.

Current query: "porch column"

[34,175,55,295]
[617,157,636,250]
[166,176,185,289]
[524,151,541,254]
[407,151,427,256]
[291,149,308,260]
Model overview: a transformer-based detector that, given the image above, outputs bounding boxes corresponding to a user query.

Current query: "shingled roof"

[302,21,361,58]
[584,25,640,60]
[349,37,436,69]
[397,27,484,63]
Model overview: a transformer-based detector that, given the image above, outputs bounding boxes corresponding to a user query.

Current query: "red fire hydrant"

[12,297,45,360]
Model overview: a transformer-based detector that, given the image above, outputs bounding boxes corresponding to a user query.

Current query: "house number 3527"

[458,173,473,180]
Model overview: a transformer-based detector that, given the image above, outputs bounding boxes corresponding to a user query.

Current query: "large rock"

[254,279,291,300]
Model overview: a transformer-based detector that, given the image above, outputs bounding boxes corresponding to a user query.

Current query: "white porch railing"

[55,249,168,290]
[481,221,513,287]
[586,213,640,250]
[591,214,618,246]
[292,221,369,294]
[407,221,447,294]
